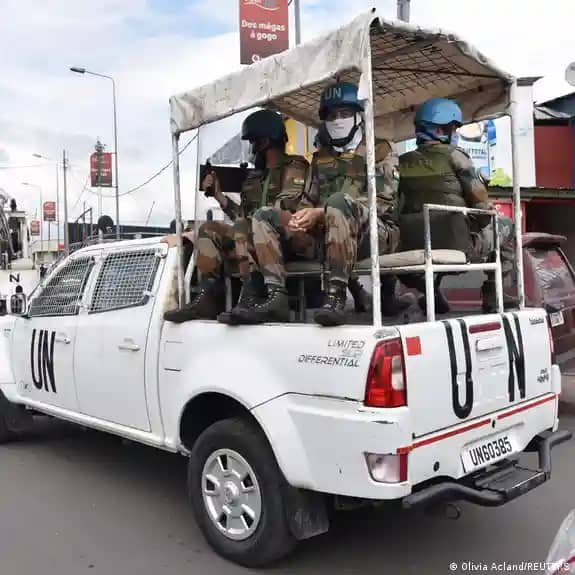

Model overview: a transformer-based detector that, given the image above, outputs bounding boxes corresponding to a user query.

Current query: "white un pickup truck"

[0,10,571,568]
[0,235,570,566]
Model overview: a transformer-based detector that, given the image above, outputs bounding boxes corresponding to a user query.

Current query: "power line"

[68,168,91,213]
[119,132,198,197]
[62,132,198,200]
[0,163,45,170]
[71,176,90,213]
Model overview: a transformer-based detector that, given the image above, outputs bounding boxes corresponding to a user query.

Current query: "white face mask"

[325,116,356,141]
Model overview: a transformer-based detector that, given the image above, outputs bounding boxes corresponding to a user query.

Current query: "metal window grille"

[89,249,159,313]
[29,256,95,317]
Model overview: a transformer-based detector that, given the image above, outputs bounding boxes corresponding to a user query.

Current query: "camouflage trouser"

[471,216,516,288]
[252,192,400,287]
[251,207,318,287]
[325,192,399,285]
[195,219,255,281]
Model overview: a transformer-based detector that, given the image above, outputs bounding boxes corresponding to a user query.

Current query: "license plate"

[461,433,515,472]
[550,311,565,327]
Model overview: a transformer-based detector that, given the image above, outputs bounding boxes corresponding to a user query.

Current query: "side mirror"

[9,294,27,317]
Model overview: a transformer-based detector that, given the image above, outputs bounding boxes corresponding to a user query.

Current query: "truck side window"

[89,250,160,313]
[29,256,95,317]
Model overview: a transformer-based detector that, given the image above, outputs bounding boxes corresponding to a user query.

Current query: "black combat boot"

[418,290,451,316]
[314,281,348,327]
[232,285,290,325]
[481,280,519,313]
[381,275,412,317]
[164,278,224,323]
[218,272,266,325]
[348,276,371,314]
[481,280,497,314]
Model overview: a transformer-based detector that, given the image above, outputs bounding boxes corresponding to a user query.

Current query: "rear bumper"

[402,429,572,509]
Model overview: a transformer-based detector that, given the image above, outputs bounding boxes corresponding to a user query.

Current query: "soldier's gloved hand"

[202,173,223,202]
[288,207,324,232]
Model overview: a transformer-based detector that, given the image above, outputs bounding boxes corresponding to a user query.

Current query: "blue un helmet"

[414,98,463,144]
[319,82,364,121]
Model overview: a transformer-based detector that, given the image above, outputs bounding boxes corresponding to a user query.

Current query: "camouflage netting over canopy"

[170,9,514,141]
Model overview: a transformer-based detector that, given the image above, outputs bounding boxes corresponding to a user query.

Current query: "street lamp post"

[21,182,43,261]
[293,0,302,45]
[70,66,120,240]
[397,0,411,22]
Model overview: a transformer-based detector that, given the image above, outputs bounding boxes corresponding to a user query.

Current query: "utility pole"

[55,163,60,250]
[94,139,105,219]
[293,0,302,45]
[62,150,70,254]
[397,0,411,22]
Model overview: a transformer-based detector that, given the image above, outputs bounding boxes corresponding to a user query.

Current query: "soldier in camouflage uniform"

[231,82,403,326]
[398,97,516,313]
[164,109,308,323]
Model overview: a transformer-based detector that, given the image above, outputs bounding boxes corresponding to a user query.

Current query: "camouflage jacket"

[303,140,399,221]
[398,142,491,227]
[223,153,309,220]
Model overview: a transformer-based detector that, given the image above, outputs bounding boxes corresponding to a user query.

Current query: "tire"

[0,410,13,444]
[0,391,32,444]
[188,417,296,567]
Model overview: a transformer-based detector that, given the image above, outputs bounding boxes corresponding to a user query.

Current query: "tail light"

[365,453,408,483]
[547,317,556,364]
[365,338,406,407]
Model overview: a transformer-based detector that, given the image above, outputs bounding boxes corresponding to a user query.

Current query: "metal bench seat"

[284,249,467,276]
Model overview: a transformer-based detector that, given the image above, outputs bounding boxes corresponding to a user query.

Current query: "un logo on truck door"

[30,329,56,393]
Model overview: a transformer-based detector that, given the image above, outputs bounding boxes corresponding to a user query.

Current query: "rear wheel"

[0,391,33,444]
[188,417,296,567]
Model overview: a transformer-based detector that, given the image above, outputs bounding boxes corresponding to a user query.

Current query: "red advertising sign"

[239,0,289,65]
[30,220,40,236]
[43,201,56,222]
[90,152,113,188]
[493,201,527,233]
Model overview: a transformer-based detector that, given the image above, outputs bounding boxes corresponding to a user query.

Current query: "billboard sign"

[30,220,40,236]
[493,201,526,233]
[43,201,56,222]
[240,0,289,65]
[90,152,113,188]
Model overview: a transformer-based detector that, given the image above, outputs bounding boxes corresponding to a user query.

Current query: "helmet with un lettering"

[414,98,463,127]
[241,109,287,144]
[319,82,364,120]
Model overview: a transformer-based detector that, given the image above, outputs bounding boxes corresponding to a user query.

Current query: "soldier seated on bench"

[164,109,310,324]
[230,82,407,327]
[398,97,516,313]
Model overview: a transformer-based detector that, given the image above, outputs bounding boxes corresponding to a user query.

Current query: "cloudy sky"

[0,0,574,230]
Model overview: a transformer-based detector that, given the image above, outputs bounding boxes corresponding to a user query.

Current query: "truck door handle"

[476,337,504,352]
[118,339,140,352]
[55,334,71,345]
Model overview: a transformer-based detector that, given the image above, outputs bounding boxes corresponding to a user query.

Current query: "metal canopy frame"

[168,9,525,324]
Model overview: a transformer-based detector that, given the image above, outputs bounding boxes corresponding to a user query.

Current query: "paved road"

[1,413,574,575]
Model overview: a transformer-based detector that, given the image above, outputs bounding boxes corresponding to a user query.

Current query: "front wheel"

[188,417,296,567]
[0,409,12,443]
[0,391,33,444]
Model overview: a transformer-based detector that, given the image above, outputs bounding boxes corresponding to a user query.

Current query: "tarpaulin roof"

[169,9,514,141]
